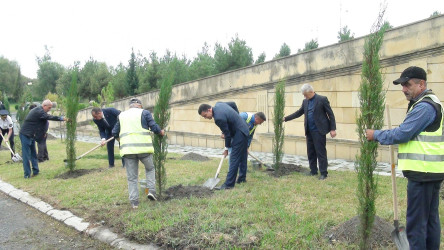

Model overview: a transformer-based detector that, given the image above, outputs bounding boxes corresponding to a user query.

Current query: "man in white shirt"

[0,109,15,158]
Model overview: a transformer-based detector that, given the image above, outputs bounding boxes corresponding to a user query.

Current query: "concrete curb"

[0,179,158,250]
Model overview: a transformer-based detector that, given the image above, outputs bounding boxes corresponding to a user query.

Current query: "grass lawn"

[1,139,443,249]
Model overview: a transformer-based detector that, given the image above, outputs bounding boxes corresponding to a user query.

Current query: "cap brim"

[393,77,410,85]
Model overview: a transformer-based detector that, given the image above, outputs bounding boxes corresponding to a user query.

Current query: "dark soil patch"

[180,152,210,162]
[56,168,104,179]
[269,162,305,177]
[159,184,214,201]
[325,215,395,248]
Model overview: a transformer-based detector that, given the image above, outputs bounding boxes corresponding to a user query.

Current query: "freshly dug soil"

[180,152,210,162]
[325,215,395,248]
[269,162,305,177]
[160,184,214,201]
[56,168,103,179]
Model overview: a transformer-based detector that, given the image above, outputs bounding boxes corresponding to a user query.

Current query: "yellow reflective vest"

[398,94,444,173]
[245,112,257,135]
[118,108,153,157]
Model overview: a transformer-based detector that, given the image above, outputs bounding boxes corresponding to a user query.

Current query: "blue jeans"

[406,179,442,250]
[20,133,39,178]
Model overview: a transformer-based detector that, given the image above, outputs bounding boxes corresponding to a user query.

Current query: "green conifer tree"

[272,80,286,170]
[355,9,388,249]
[65,67,80,171]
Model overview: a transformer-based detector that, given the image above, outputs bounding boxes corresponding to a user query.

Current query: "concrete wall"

[64,15,444,162]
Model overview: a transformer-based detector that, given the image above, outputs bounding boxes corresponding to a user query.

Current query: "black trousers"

[1,128,15,158]
[37,135,49,162]
[306,130,328,176]
[406,179,442,250]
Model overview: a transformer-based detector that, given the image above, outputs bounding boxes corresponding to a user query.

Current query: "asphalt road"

[0,191,111,250]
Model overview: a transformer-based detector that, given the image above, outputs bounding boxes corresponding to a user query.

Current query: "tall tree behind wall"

[65,66,80,171]
[126,49,139,95]
[152,73,173,197]
[272,80,286,170]
[355,9,387,250]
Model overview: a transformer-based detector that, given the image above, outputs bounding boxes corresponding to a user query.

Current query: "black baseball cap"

[393,66,427,85]
[0,110,9,116]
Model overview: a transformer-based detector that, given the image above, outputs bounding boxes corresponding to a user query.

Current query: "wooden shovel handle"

[387,105,399,221]
[214,154,226,178]
[77,137,114,160]
[0,132,15,155]
[248,151,266,165]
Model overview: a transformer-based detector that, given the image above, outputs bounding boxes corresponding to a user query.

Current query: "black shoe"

[108,165,115,168]
[305,172,317,176]
[236,179,246,184]
[216,184,233,190]
[31,173,39,177]
[319,175,327,180]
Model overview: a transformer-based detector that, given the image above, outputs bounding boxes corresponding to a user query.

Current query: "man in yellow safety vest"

[112,98,165,209]
[366,66,444,249]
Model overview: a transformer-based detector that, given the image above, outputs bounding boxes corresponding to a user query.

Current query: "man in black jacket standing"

[198,102,249,189]
[91,107,121,168]
[284,84,336,180]
[20,100,66,178]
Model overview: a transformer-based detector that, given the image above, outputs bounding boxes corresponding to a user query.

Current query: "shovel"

[0,132,22,162]
[248,151,274,171]
[203,154,226,190]
[386,105,409,249]
[64,137,114,164]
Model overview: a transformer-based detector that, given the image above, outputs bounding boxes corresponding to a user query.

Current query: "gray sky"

[1,0,443,79]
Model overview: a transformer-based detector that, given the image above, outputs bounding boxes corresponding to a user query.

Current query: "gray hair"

[42,99,53,107]
[300,84,314,94]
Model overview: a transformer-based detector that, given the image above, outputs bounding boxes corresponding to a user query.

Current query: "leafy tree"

[153,73,173,197]
[214,35,253,73]
[126,48,139,95]
[430,11,441,17]
[355,8,388,249]
[78,58,112,99]
[272,80,286,170]
[337,25,355,42]
[12,67,24,102]
[297,39,319,53]
[159,51,190,85]
[189,43,216,80]
[274,43,291,59]
[65,66,80,171]
[97,82,115,107]
[0,56,21,99]
[255,52,266,64]
[109,64,128,98]
[35,48,66,99]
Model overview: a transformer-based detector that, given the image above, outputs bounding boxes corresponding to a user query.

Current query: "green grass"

[1,139,443,248]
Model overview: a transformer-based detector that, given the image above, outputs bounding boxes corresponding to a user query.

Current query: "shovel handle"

[214,155,226,178]
[387,105,400,221]
[248,151,266,165]
[0,132,15,155]
[77,137,115,160]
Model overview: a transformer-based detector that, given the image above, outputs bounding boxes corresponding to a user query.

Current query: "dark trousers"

[306,130,328,176]
[1,128,15,158]
[224,132,248,187]
[406,179,442,250]
[37,135,48,162]
[106,137,116,166]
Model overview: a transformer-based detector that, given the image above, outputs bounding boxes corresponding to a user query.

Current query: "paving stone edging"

[0,179,158,250]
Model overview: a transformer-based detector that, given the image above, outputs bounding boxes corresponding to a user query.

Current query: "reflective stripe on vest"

[118,108,153,156]
[245,113,257,135]
[398,94,444,173]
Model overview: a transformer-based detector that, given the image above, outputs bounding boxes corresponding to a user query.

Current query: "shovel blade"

[12,154,22,162]
[391,226,409,250]
[203,178,220,190]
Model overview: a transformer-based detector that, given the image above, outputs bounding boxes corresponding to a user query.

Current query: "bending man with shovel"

[366,66,444,250]
[0,109,17,160]
[20,100,67,178]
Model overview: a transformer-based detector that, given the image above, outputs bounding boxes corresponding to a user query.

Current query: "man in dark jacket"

[284,83,336,180]
[198,102,249,189]
[92,107,121,168]
[20,100,66,178]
